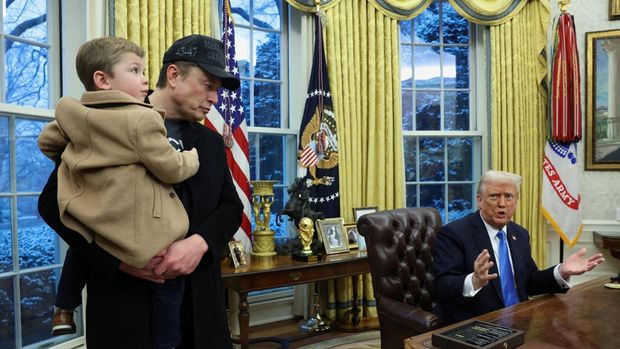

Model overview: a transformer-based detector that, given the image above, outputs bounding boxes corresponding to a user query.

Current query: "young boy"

[38,37,198,348]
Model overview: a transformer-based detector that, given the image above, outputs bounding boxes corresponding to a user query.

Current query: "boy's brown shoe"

[51,308,76,336]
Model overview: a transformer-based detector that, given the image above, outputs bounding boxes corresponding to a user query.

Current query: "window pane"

[16,119,54,192]
[0,116,8,192]
[254,31,280,80]
[420,184,444,222]
[18,196,59,269]
[444,46,469,88]
[400,20,412,44]
[419,138,444,181]
[448,184,473,222]
[400,44,412,89]
[272,186,288,240]
[258,134,284,181]
[444,91,469,130]
[402,90,413,131]
[404,137,417,181]
[253,0,280,30]
[0,198,11,273]
[241,80,251,124]
[414,1,439,44]
[235,27,251,78]
[414,46,440,88]
[230,0,250,26]
[254,81,280,127]
[5,40,49,108]
[20,269,57,346]
[4,0,48,43]
[416,91,440,131]
[443,1,469,44]
[406,184,417,207]
[0,277,15,349]
[448,138,473,181]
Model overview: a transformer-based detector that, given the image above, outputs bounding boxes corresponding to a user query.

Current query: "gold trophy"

[250,180,278,257]
[293,217,318,262]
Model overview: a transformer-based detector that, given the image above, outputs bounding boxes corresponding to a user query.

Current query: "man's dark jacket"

[39,120,243,349]
[432,211,566,325]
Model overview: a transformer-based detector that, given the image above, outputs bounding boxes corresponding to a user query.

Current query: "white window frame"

[401,6,488,222]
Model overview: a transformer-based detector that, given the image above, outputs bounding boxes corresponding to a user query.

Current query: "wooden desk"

[221,251,370,349]
[405,276,620,349]
[593,231,620,260]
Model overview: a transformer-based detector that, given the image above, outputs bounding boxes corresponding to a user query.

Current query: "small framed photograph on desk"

[317,218,349,254]
[343,223,359,249]
[353,206,378,222]
[228,240,248,268]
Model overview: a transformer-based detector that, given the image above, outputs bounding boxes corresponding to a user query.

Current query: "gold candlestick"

[250,180,278,257]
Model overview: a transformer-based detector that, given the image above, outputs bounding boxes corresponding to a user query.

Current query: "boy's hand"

[186,148,198,156]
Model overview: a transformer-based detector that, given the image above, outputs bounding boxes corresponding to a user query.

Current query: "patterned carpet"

[297,331,380,349]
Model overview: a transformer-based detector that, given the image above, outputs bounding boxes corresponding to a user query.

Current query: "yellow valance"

[284,0,529,24]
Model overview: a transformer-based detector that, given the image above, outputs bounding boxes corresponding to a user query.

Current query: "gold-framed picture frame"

[585,29,620,170]
[228,240,248,268]
[352,206,378,222]
[611,0,620,20]
[316,218,349,254]
[343,223,359,249]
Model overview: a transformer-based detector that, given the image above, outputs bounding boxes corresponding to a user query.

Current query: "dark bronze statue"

[279,178,324,228]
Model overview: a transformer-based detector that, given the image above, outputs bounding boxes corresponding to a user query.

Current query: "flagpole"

[559,239,564,263]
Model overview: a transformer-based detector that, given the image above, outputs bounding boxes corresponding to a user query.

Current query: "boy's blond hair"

[76,37,144,91]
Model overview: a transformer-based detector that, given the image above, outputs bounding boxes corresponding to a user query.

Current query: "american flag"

[205,0,252,253]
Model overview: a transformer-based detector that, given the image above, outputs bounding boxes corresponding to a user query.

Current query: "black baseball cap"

[162,34,240,90]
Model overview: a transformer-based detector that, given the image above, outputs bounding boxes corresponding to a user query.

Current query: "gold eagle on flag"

[299,105,338,185]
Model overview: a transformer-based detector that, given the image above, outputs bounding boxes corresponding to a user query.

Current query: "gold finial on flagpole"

[315,0,320,14]
[558,0,570,13]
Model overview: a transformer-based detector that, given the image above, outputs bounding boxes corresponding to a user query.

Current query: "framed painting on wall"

[585,29,620,170]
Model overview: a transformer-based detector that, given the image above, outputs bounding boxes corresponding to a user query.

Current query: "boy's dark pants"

[56,247,86,309]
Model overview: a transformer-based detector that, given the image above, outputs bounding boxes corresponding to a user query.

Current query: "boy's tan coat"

[38,90,198,267]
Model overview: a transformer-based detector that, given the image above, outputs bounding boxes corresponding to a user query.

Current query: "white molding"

[228,289,296,336]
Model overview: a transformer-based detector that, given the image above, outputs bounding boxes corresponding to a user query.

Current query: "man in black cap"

[39,34,243,349]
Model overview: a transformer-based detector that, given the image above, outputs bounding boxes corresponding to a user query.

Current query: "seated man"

[433,170,604,325]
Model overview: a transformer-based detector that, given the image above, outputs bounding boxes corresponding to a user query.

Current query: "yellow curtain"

[112,0,211,89]
[490,0,550,266]
[313,0,404,321]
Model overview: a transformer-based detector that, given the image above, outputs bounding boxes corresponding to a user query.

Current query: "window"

[400,0,483,223]
[0,1,65,348]
[227,0,296,241]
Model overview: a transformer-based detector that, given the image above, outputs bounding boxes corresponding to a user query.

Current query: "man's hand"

[154,234,209,278]
[472,249,498,290]
[559,248,604,280]
[118,252,167,283]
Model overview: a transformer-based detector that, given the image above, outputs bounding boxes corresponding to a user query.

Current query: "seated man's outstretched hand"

[473,249,498,291]
[559,248,605,280]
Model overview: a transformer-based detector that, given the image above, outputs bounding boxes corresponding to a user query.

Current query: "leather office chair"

[357,208,441,349]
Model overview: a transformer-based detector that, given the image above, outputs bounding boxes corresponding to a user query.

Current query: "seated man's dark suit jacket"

[432,211,566,325]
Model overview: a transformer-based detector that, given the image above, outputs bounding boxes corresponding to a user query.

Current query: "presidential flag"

[296,15,340,218]
[205,0,252,253]
[541,141,583,247]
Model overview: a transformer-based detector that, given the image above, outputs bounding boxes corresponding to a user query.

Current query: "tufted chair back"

[357,207,442,349]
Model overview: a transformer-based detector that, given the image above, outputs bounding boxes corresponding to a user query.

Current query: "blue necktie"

[497,230,519,307]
